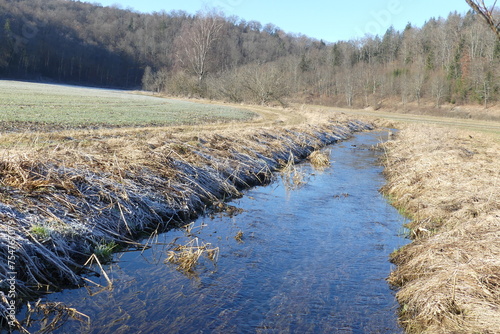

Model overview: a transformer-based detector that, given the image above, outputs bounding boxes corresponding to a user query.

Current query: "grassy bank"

[382,124,500,333]
[0,120,372,329]
[0,82,374,329]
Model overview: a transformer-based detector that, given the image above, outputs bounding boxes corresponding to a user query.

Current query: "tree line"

[1,0,499,108]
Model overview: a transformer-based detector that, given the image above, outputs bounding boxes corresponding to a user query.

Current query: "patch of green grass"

[94,241,118,262]
[0,80,255,128]
[30,225,50,240]
[383,193,413,219]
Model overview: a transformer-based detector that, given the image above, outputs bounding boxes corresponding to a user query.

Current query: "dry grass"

[18,299,90,334]
[234,230,244,243]
[166,238,219,274]
[382,124,500,333]
[0,99,373,325]
[279,153,308,190]
[307,150,331,170]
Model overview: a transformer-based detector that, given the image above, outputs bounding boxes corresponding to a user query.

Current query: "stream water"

[15,131,408,334]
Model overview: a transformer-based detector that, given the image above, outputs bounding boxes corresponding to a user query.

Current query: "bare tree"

[465,0,500,39]
[341,68,356,108]
[175,9,225,85]
[240,62,290,106]
[411,56,427,105]
[431,70,448,108]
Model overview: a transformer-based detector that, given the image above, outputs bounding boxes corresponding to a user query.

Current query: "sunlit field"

[0,81,255,129]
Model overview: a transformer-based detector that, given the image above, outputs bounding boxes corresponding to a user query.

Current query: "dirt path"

[323,106,500,137]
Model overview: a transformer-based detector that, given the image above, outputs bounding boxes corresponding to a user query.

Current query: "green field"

[0,80,255,129]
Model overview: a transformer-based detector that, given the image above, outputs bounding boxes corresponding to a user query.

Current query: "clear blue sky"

[89,0,473,42]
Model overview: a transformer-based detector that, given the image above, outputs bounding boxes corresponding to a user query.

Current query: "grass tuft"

[166,238,219,275]
[94,241,118,262]
[307,150,330,169]
[30,225,51,240]
[279,154,307,190]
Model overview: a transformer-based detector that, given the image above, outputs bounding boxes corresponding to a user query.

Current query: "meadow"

[0,80,255,130]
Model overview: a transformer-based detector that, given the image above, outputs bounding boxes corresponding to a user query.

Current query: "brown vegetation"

[307,150,331,170]
[166,238,219,275]
[382,124,500,333]
[0,106,372,328]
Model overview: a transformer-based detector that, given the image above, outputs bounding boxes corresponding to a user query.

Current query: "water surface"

[18,131,407,333]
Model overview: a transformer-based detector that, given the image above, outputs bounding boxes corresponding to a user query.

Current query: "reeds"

[19,300,90,333]
[165,238,219,274]
[279,153,307,190]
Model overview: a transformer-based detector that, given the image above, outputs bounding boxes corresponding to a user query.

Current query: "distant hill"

[1,0,499,108]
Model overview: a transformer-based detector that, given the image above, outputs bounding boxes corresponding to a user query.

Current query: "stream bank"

[10,130,407,333]
[382,124,500,333]
[0,117,372,329]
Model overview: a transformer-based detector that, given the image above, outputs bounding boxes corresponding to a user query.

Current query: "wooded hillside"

[1,0,499,108]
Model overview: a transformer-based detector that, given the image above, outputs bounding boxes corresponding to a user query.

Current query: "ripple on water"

[17,131,408,334]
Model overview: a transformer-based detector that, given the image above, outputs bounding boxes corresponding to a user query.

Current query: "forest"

[1,0,499,109]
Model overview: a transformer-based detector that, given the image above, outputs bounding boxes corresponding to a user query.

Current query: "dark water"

[17,131,408,333]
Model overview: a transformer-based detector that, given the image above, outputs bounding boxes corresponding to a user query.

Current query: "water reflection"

[15,131,407,334]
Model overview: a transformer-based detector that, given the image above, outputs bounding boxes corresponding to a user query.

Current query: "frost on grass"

[0,119,372,327]
[0,81,256,131]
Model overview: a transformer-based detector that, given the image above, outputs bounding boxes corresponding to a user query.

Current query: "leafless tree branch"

[175,9,225,85]
[465,0,500,39]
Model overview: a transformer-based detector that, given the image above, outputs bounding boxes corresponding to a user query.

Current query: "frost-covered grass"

[0,80,255,128]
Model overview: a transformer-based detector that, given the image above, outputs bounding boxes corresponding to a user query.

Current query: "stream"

[15,131,408,334]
